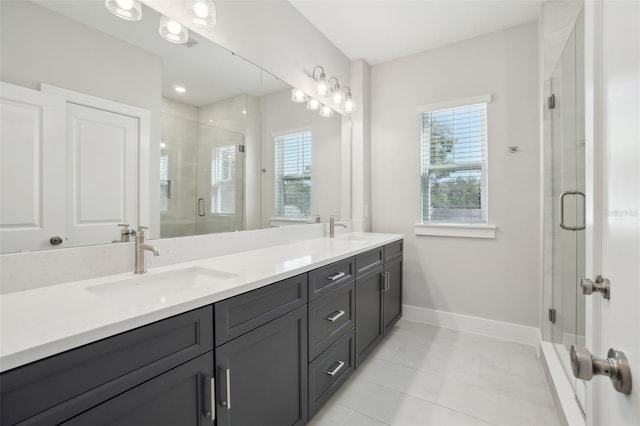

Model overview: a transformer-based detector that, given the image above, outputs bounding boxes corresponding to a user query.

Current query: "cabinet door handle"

[325,361,345,376]
[326,310,345,322]
[203,375,215,421]
[381,272,390,292]
[225,368,231,410]
[328,272,345,281]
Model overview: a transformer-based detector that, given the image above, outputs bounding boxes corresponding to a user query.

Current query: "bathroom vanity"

[0,234,403,425]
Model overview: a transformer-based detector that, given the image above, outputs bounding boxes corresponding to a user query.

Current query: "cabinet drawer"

[308,328,355,418]
[355,247,384,276]
[308,257,354,300]
[1,306,213,426]
[215,273,307,346]
[308,281,355,360]
[384,240,403,262]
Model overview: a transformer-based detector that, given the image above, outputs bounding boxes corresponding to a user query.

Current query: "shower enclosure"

[159,103,246,238]
[545,10,586,413]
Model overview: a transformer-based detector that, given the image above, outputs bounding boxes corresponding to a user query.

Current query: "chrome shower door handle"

[560,190,586,231]
[198,198,206,217]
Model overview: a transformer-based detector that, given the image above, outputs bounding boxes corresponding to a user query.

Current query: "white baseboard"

[403,304,542,350]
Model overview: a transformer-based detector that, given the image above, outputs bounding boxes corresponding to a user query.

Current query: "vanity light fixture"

[319,105,334,118]
[306,98,320,111]
[105,0,142,21]
[159,15,189,44]
[311,66,329,97]
[187,0,216,28]
[291,88,307,103]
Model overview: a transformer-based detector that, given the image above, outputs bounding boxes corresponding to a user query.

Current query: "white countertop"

[0,232,402,372]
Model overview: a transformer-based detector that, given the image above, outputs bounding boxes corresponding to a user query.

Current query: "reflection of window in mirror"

[160,154,171,213]
[274,131,312,218]
[211,146,237,215]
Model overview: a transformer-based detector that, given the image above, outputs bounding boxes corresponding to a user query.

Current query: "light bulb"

[306,98,320,110]
[332,90,345,106]
[315,72,329,97]
[188,0,216,28]
[319,105,334,118]
[116,0,133,10]
[193,1,209,18]
[344,96,355,113]
[105,0,142,20]
[291,88,307,103]
[167,20,182,35]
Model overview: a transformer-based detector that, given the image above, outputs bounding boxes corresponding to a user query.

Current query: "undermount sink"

[86,266,238,301]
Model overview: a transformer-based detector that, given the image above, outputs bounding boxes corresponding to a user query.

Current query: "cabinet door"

[355,266,383,368]
[383,256,403,335]
[215,306,308,426]
[62,353,214,426]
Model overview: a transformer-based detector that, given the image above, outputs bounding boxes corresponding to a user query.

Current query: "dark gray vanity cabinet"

[354,241,403,368]
[0,306,214,426]
[383,243,403,335]
[213,274,309,426]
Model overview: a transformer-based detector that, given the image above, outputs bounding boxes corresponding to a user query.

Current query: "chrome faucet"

[135,226,160,274]
[329,216,347,238]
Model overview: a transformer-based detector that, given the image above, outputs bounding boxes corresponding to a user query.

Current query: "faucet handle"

[137,225,148,238]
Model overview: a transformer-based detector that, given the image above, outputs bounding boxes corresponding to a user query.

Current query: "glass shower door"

[195,123,245,234]
[549,10,586,412]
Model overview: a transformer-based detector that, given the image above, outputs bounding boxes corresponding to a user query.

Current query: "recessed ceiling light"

[242,110,247,115]
[174,85,186,93]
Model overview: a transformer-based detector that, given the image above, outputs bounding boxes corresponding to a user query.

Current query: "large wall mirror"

[0,0,349,254]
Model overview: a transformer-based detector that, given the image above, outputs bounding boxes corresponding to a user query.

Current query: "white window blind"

[274,131,311,218]
[159,154,170,213]
[420,103,488,223]
[211,145,237,214]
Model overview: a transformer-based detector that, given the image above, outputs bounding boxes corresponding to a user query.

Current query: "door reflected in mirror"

[0,0,349,254]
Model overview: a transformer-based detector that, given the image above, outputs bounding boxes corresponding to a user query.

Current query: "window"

[420,99,488,224]
[211,145,237,215]
[274,131,311,218]
[159,154,170,213]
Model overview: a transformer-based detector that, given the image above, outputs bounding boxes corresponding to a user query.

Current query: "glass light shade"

[187,0,216,28]
[344,96,356,113]
[306,98,320,110]
[331,89,345,106]
[159,16,189,43]
[319,105,334,118]
[315,74,329,97]
[105,0,142,21]
[291,88,307,103]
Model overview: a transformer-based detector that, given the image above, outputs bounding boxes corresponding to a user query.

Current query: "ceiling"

[33,0,288,106]
[290,0,544,65]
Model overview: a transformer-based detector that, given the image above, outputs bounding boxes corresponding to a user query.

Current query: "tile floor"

[309,320,561,426]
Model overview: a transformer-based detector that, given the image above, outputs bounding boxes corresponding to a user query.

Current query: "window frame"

[415,94,496,239]
[272,128,312,219]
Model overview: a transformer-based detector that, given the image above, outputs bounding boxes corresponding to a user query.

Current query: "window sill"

[269,217,314,227]
[414,222,496,239]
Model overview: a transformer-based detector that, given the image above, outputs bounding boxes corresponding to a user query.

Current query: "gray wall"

[370,22,541,327]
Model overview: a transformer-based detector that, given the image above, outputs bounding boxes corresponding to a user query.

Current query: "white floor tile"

[309,320,561,426]
[437,379,559,426]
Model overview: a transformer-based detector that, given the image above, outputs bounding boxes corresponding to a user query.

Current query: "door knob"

[581,275,610,299]
[570,345,632,394]
[49,236,63,245]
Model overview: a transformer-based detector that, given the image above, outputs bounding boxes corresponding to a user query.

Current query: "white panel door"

[66,103,139,246]
[593,0,640,424]
[0,82,66,253]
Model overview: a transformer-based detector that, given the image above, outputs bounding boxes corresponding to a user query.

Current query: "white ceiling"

[290,0,544,65]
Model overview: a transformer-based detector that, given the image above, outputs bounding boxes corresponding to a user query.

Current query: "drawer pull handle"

[328,272,346,281]
[326,361,345,377]
[326,310,345,322]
